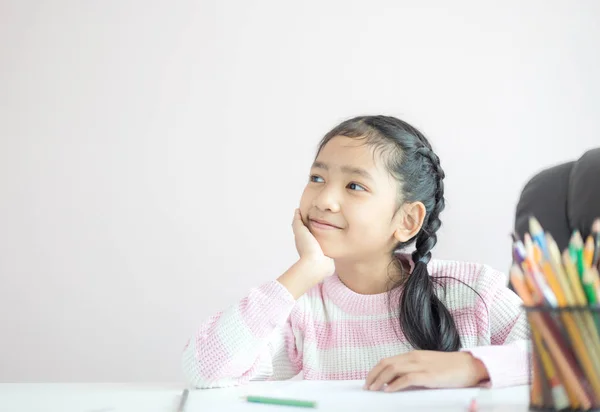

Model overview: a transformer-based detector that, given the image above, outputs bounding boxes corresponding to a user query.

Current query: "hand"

[292,209,335,277]
[364,351,489,392]
[277,210,335,299]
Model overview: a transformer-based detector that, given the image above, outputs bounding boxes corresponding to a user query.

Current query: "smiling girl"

[182,115,528,391]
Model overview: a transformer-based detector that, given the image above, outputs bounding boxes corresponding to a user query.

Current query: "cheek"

[347,207,392,242]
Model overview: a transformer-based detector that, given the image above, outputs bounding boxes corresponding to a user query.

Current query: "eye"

[310,175,325,183]
[347,182,367,191]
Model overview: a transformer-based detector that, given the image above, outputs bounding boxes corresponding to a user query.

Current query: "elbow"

[180,339,241,389]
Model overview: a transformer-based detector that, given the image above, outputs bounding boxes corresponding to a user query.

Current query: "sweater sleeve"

[181,280,304,388]
[462,267,531,388]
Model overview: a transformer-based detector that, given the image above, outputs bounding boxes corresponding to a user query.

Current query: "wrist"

[277,259,329,299]
[469,353,490,384]
[298,256,334,278]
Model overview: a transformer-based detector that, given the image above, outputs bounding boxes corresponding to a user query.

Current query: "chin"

[316,240,342,260]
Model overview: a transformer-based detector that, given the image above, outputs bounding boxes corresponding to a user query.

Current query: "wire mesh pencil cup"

[525,305,600,411]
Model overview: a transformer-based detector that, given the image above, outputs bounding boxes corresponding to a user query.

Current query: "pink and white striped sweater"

[182,259,530,389]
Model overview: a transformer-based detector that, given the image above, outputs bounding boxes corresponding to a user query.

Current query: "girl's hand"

[277,210,335,299]
[292,209,335,277]
[364,351,489,392]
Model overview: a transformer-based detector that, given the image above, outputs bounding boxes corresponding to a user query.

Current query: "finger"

[292,209,302,229]
[364,354,419,389]
[292,209,309,233]
[364,361,387,389]
[368,365,400,391]
[384,372,432,392]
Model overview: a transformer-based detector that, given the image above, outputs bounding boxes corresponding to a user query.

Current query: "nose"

[312,184,341,213]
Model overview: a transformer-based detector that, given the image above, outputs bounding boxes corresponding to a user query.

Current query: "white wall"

[1,0,599,382]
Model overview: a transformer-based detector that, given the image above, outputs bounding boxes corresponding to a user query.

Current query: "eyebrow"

[311,161,374,182]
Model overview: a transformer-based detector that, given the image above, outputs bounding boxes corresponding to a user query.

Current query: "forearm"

[277,258,331,299]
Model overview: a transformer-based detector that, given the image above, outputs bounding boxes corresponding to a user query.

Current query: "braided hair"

[317,115,461,351]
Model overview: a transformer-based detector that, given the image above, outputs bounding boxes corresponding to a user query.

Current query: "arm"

[182,210,335,388]
[465,268,530,388]
[181,278,301,388]
[363,265,530,392]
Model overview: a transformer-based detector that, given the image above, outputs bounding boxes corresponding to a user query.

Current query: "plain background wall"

[1,0,599,382]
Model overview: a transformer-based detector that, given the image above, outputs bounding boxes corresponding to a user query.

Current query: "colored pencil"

[510,264,534,306]
[540,261,565,306]
[524,234,543,265]
[582,269,598,305]
[531,351,544,408]
[531,325,570,410]
[585,236,595,270]
[522,234,559,306]
[519,262,548,306]
[545,233,577,305]
[529,217,550,259]
[513,239,527,266]
[570,231,586,277]
[563,251,587,305]
[245,396,317,408]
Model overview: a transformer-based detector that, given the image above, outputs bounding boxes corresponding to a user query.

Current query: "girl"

[182,116,529,391]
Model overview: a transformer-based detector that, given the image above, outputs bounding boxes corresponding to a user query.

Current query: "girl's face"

[299,136,405,260]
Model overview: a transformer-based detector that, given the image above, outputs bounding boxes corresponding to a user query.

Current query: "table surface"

[0,380,531,412]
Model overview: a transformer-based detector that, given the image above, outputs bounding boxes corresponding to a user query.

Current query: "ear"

[393,201,427,242]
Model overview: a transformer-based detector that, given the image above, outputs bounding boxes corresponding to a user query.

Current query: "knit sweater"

[182,259,530,389]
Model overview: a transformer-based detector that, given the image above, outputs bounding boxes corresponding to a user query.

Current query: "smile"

[309,219,341,230]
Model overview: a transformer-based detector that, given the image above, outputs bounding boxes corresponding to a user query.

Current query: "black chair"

[514,147,600,252]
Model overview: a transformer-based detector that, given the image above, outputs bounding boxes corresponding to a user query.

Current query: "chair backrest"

[514,147,600,251]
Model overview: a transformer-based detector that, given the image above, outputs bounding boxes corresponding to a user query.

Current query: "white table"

[0,381,531,412]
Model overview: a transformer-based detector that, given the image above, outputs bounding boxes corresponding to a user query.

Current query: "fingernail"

[369,384,377,391]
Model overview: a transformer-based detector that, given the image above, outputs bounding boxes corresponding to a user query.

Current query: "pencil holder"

[525,305,600,412]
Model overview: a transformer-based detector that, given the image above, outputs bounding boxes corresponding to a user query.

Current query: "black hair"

[316,115,461,351]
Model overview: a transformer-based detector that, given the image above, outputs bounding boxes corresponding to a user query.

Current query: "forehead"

[316,136,386,173]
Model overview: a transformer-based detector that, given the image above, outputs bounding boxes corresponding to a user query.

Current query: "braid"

[411,146,445,265]
[400,142,459,351]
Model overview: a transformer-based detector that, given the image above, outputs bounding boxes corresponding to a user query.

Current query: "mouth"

[309,218,342,230]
